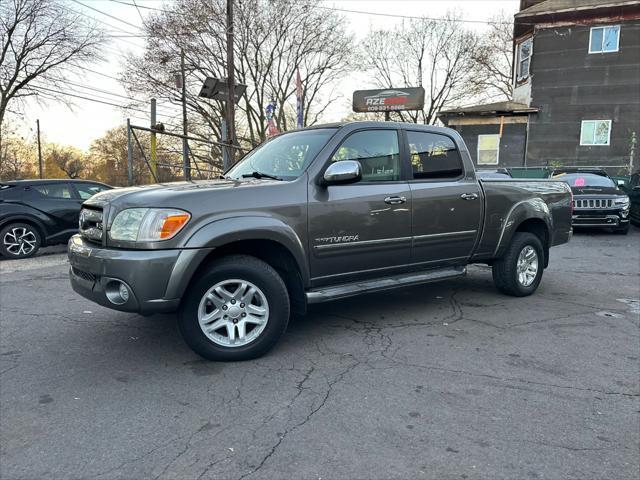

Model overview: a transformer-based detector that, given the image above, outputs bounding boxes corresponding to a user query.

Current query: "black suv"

[551,168,630,234]
[0,179,111,258]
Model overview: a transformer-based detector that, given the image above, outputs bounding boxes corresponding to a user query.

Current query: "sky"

[18,0,520,150]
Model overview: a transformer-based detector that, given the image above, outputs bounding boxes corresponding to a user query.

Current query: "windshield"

[226,128,337,180]
[553,173,615,188]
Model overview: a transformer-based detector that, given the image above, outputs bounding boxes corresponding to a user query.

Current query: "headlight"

[614,196,630,208]
[110,208,191,242]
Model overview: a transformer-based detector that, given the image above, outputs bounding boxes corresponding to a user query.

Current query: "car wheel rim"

[197,279,269,348]
[516,245,538,287]
[3,227,37,256]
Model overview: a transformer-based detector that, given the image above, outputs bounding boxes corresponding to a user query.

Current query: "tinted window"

[331,130,400,182]
[552,173,615,187]
[32,183,74,199]
[75,183,109,200]
[407,131,463,180]
[227,128,336,180]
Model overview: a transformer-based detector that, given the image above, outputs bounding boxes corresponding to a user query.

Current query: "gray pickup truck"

[68,122,572,361]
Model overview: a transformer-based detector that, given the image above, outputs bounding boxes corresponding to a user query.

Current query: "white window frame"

[516,37,533,81]
[477,134,500,165]
[589,25,620,54]
[580,120,612,146]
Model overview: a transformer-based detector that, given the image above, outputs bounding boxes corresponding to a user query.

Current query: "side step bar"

[305,266,466,304]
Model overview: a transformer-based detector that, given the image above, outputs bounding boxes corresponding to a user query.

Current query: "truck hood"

[84,178,281,209]
[571,185,624,196]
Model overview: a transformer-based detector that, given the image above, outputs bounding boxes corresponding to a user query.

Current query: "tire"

[178,255,290,361]
[492,232,544,297]
[0,223,41,259]
[614,223,630,235]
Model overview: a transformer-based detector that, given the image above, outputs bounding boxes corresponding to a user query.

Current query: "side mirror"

[322,160,362,186]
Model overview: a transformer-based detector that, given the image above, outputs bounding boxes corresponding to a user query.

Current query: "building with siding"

[439,0,640,174]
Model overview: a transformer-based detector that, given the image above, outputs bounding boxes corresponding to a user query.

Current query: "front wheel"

[178,255,290,361]
[492,232,544,297]
[0,223,41,259]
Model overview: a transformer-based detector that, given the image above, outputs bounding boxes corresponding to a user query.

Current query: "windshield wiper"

[241,171,282,181]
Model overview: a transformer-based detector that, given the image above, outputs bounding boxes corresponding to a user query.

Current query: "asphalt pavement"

[1,229,639,479]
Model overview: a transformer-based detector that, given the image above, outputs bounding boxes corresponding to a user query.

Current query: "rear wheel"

[0,223,41,259]
[492,232,544,297]
[178,255,290,361]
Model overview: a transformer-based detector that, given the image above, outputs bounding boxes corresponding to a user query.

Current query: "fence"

[126,120,241,185]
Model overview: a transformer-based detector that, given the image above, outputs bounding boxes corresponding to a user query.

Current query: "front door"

[308,129,412,285]
[404,130,482,266]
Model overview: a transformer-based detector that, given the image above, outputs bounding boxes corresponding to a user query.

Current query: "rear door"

[307,128,412,284]
[404,130,482,266]
[28,183,80,235]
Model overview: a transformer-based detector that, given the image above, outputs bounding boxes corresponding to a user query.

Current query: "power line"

[316,5,511,25]
[70,0,144,31]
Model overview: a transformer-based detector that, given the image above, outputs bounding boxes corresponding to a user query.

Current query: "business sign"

[352,87,425,113]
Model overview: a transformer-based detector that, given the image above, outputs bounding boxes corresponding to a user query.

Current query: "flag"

[296,69,303,129]
[265,101,279,137]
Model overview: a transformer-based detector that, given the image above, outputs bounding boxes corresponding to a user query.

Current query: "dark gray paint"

[68,122,572,314]
[526,21,640,168]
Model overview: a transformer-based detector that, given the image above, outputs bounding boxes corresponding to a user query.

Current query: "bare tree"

[0,0,103,138]
[0,122,36,179]
[359,12,481,125]
[470,12,514,101]
[46,144,85,178]
[121,0,354,149]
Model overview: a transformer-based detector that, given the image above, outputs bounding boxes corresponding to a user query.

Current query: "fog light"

[105,280,131,305]
[119,283,130,302]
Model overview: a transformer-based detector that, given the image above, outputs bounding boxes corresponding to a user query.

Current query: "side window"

[331,130,400,182]
[76,183,108,200]
[580,120,611,146]
[407,131,463,180]
[477,134,500,165]
[589,26,620,53]
[32,183,74,199]
[516,37,533,81]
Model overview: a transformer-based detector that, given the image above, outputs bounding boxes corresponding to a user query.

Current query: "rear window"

[552,173,614,187]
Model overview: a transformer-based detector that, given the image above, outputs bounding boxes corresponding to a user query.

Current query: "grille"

[79,207,104,243]
[573,198,613,209]
[72,267,96,283]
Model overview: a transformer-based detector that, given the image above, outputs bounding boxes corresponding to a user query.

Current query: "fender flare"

[493,199,552,259]
[183,215,310,284]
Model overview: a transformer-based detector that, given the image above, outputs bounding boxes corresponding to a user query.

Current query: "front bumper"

[68,235,205,314]
[571,212,629,228]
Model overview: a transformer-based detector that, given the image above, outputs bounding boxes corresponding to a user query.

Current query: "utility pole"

[36,119,43,179]
[127,118,133,186]
[225,0,236,165]
[181,50,191,180]
[150,98,157,181]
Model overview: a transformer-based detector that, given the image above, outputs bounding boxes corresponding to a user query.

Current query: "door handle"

[384,196,407,205]
[460,193,479,200]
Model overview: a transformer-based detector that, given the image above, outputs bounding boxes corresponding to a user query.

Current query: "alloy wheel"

[197,279,269,347]
[3,227,37,257]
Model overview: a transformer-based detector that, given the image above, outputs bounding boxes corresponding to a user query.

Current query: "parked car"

[0,179,112,258]
[476,169,512,179]
[621,171,640,226]
[551,168,630,234]
[68,122,572,361]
